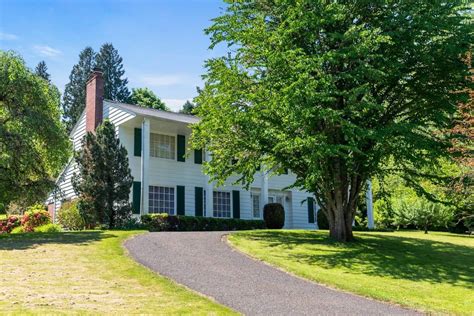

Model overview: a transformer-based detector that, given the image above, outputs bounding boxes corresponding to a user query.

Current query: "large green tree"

[180,100,196,114]
[192,1,473,241]
[72,120,133,228]
[129,87,168,110]
[95,43,130,102]
[62,47,95,132]
[0,51,70,208]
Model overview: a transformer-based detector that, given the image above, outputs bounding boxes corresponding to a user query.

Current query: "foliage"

[229,230,474,315]
[179,100,196,114]
[263,203,285,229]
[95,43,130,102]
[62,47,96,132]
[57,200,85,230]
[10,226,24,234]
[392,199,453,234]
[0,51,70,208]
[34,60,50,82]
[0,215,21,234]
[34,223,63,233]
[141,214,265,232]
[129,87,168,110]
[192,1,472,241]
[72,120,133,228]
[21,204,51,232]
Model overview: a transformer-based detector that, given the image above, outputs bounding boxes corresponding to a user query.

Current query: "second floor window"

[150,133,175,159]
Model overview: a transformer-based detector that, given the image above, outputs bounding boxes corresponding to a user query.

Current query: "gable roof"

[106,100,200,124]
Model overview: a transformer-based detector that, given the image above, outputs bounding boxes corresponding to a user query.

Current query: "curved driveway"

[125,232,419,316]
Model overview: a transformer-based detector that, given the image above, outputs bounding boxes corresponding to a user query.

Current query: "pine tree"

[72,120,133,228]
[95,43,130,102]
[35,61,50,82]
[62,47,95,132]
[180,100,196,114]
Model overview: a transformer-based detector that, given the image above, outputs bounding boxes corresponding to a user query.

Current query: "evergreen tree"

[35,61,50,82]
[62,47,95,132]
[180,100,196,114]
[129,87,168,110]
[95,43,130,102]
[72,120,133,228]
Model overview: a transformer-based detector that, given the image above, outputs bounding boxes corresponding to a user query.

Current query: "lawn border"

[225,231,423,314]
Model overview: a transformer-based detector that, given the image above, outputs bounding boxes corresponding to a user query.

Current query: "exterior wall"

[50,103,318,229]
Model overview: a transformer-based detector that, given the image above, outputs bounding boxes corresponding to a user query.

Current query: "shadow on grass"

[0,231,116,251]
[242,230,474,288]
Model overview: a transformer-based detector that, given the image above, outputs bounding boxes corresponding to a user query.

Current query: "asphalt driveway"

[124,232,419,315]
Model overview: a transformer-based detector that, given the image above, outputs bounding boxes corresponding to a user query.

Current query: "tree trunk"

[424,224,428,234]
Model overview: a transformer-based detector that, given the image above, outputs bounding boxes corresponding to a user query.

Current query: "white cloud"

[33,45,62,57]
[138,74,186,87]
[163,98,192,112]
[0,32,18,40]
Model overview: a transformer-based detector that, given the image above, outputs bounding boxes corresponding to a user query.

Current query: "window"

[149,186,175,214]
[251,193,260,218]
[213,191,231,218]
[150,133,175,159]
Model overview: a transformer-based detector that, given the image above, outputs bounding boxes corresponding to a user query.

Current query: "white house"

[48,70,374,229]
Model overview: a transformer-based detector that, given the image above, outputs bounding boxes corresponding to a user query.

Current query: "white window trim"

[149,130,177,161]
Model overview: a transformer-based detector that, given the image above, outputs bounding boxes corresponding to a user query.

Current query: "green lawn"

[229,230,474,315]
[0,230,235,314]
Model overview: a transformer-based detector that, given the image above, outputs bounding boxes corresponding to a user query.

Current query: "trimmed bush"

[141,214,265,232]
[57,200,86,230]
[317,210,329,229]
[21,204,51,232]
[35,223,63,233]
[263,203,285,229]
[10,226,24,234]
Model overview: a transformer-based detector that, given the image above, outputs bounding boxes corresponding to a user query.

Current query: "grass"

[228,230,474,315]
[0,230,235,314]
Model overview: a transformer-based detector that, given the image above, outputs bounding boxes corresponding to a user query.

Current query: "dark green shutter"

[194,149,203,164]
[134,128,142,157]
[195,187,203,216]
[177,135,186,162]
[232,190,240,219]
[177,185,185,215]
[132,181,141,214]
[308,197,315,223]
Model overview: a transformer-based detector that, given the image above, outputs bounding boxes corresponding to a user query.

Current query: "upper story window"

[150,133,175,159]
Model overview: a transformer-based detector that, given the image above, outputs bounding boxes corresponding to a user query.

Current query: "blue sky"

[0,0,227,111]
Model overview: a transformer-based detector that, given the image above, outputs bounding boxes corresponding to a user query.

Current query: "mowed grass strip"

[0,230,235,314]
[228,230,474,315]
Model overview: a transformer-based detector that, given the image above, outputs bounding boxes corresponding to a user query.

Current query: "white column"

[205,151,214,217]
[366,180,375,229]
[260,170,269,210]
[140,118,150,215]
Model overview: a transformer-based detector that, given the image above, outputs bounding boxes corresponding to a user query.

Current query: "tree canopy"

[0,51,70,209]
[95,43,130,102]
[192,1,473,241]
[35,61,50,82]
[180,100,196,114]
[129,87,169,110]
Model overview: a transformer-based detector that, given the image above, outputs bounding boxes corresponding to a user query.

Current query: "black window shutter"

[195,187,203,216]
[194,149,203,164]
[308,197,315,223]
[177,134,186,162]
[132,181,141,214]
[134,128,142,157]
[177,185,185,215]
[232,190,240,219]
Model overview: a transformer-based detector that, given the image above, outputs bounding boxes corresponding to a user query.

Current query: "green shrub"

[35,223,63,233]
[0,215,21,234]
[10,226,24,234]
[317,210,329,229]
[57,200,86,230]
[141,214,265,232]
[21,204,51,232]
[263,203,285,229]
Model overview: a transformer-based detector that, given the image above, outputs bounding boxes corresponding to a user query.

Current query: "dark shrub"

[141,214,265,232]
[263,203,285,229]
[317,210,329,229]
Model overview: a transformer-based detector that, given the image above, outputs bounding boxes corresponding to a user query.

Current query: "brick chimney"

[85,68,104,132]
